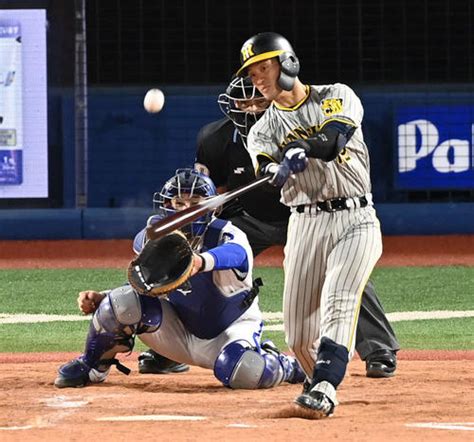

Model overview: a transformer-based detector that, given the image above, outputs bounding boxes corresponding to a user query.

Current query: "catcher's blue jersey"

[133,218,257,339]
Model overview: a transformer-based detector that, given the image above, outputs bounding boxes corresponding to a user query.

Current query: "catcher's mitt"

[127,231,194,297]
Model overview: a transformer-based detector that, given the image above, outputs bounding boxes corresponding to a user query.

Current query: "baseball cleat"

[293,389,335,419]
[138,350,190,374]
[54,357,103,388]
[365,349,397,378]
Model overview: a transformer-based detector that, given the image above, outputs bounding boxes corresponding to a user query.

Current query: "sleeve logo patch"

[321,98,343,116]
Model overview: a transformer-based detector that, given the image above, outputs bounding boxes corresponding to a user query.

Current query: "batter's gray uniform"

[247,83,383,403]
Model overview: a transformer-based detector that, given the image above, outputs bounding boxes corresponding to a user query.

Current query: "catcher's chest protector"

[167,219,255,339]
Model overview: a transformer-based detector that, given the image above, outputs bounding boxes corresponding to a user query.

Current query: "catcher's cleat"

[293,387,335,419]
[54,357,109,389]
[138,350,190,374]
[365,349,397,378]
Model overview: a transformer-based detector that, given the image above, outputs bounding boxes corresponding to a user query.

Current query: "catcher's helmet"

[236,32,300,91]
[217,76,269,144]
[154,168,217,249]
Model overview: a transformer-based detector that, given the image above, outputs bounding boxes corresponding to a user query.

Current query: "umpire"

[139,76,399,378]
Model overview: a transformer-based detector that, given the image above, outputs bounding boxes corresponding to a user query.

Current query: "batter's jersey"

[247,83,372,206]
[133,217,258,339]
[196,118,289,222]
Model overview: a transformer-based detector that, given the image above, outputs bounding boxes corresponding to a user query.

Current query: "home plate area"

[0,354,473,441]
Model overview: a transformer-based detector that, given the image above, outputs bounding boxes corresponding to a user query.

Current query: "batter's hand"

[77,290,106,315]
[282,146,309,173]
[265,162,291,187]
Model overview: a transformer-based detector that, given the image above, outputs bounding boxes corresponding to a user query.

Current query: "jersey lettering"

[280,125,318,148]
[321,98,343,116]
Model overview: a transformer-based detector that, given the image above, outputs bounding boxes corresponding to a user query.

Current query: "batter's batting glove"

[264,162,291,187]
[282,145,309,173]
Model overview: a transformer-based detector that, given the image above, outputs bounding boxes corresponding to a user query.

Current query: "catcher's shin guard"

[214,340,305,389]
[81,286,162,375]
[261,340,306,384]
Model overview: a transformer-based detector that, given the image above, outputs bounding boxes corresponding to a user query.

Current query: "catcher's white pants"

[138,298,263,369]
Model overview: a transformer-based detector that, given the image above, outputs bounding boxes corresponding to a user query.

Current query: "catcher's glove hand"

[127,231,194,297]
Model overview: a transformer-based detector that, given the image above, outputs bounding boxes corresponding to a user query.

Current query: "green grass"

[254,266,474,313]
[0,269,126,315]
[0,266,473,352]
[392,317,474,350]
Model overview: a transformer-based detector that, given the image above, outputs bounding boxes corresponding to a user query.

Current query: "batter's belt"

[293,193,372,214]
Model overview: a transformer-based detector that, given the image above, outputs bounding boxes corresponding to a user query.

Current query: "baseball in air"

[143,88,165,113]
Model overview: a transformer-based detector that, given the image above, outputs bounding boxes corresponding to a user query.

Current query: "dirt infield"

[0,234,473,268]
[1,354,473,441]
[0,236,473,440]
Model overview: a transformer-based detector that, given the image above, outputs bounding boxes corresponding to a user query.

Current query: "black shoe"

[366,349,397,378]
[294,388,335,419]
[54,357,108,388]
[138,349,190,374]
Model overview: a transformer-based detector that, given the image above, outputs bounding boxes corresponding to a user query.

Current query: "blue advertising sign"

[396,106,474,189]
[0,10,47,198]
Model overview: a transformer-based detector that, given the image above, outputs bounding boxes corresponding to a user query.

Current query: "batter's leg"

[294,208,383,417]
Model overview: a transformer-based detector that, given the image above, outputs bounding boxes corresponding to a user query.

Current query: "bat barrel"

[146,174,272,240]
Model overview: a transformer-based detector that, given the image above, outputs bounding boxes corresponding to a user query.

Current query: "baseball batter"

[54,169,305,390]
[239,32,383,418]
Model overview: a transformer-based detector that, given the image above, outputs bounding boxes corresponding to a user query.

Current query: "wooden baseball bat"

[146,175,272,240]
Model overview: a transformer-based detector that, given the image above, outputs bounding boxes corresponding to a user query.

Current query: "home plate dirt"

[0,353,473,441]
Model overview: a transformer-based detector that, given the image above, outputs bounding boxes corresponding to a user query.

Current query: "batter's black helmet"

[236,32,300,91]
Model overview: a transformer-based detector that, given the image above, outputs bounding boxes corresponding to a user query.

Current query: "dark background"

[35,0,474,87]
[0,0,473,213]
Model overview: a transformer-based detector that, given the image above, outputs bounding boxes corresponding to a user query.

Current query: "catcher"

[54,168,305,389]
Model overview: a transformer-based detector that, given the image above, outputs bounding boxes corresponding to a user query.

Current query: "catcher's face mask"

[170,194,204,211]
[218,75,270,145]
[153,168,217,250]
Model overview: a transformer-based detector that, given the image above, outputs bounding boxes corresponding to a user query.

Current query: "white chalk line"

[406,422,474,431]
[1,310,474,327]
[0,394,89,431]
[0,425,34,431]
[96,415,206,422]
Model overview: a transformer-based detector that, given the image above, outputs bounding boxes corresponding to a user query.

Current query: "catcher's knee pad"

[95,285,163,335]
[312,336,349,388]
[83,286,163,371]
[214,340,286,389]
